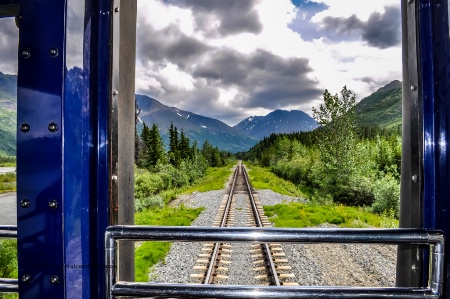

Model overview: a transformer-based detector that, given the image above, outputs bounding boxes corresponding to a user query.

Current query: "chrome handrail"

[105,226,445,299]
[0,226,18,293]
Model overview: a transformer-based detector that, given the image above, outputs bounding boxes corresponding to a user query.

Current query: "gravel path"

[148,188,397,287]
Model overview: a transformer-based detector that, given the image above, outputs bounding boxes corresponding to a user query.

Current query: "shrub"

[134,195,164,212]
[371,173,400,217]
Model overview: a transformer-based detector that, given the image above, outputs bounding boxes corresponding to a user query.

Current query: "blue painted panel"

[17,0,65,297]
[95,0,113,296]
[419,0,450,276]
[63,1,92,297]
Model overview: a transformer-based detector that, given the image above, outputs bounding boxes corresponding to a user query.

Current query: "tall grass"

[264,202,398,228]
[181,164,234,194]
[134,205,204,282]
[0,172,16,193]
[244,164,305,198]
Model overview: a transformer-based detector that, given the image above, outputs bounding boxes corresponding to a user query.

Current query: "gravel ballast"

[148,188,397,286]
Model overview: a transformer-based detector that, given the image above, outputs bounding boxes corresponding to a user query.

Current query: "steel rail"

[203,163,239,284]
[241,164,281,286]
[105,226,444,299]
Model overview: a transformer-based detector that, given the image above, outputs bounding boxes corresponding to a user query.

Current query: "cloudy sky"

[0,0,402,126]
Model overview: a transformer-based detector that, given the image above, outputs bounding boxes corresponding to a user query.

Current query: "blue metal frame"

[16,0,113,297]
[418,0,450,273]
[8,0,450,297]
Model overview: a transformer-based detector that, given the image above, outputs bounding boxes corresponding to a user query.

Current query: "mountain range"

[234,110,319,140]
[0,69,403,156]
[136,94,259,153]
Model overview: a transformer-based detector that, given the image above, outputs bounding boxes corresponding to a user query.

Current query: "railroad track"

[190,162,298,286]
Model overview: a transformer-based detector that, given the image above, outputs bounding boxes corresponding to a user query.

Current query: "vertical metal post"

[417,0,450,293]
[397,0,423,287]
[117,0,137,282]
[16,0,136,297]
[398,0,450,294]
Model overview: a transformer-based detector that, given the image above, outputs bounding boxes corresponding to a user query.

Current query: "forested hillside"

[356,80,402,129]
[239,86,401,217]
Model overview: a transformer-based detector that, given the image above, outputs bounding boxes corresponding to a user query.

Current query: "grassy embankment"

[134,164,234,282]
[244,163,398,228]
[0,171,15,193]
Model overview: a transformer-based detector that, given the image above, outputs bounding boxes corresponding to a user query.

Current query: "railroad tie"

[283,282,300,286]
[274,259,289,263]
[255,274,268,280]
[196,259,209,263]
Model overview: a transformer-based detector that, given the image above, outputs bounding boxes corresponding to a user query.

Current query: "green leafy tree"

[312,86,359,202]
[0,239,17,279]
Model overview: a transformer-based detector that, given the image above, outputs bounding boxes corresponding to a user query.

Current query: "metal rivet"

[49,48,58,57]
[411,85,417,91]
[408,0,414,3]
[113,90,118,96]
[48,123,59,132]
[412,175,418,182]
[50,275,59,284]
[22,274,31,283]
[48,200,58,209]
[20,199,30,208]
[20,123,30,133]
[115,7,119,12]
[21,49,30,58]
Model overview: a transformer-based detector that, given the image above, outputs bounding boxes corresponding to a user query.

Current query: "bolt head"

[49,48,58,57]
[115,7,120,12]
[410,85,417,91]
[21,49,30,58]
[113,90,118,96]
[50,275,59,284]
[22,274,31,283]
[20,123,30,133]
[48,123,59,132]
[48,200,58,209]
[20,199,30,208]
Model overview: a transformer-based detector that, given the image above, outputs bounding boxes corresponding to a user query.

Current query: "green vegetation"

[134,205,203,282]
[264,203,398,228]
[134,121,234,281]
[0,155,15,167]
[181,164,235,193]
[0,239,18,299]
[244,164,304,198]
[355,80,402,129]
[0,172,16,193]
[238,87,401,217]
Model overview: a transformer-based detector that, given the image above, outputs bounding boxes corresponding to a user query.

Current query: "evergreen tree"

[148,123,165,167]
[168,122,180,167]
[140,122,152,168]
[179,129,191,160]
